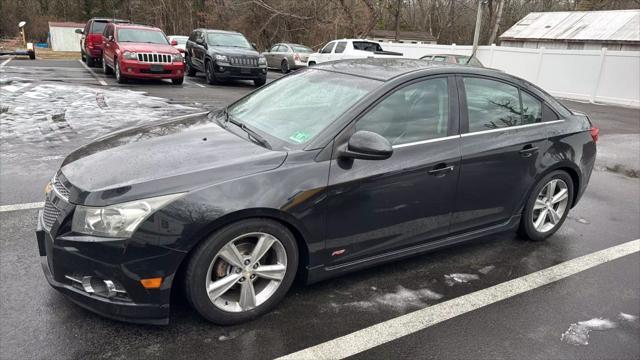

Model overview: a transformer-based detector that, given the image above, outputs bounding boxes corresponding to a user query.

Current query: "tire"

[185,218,299,325]
[102,56,113,75]
[308,61,316,66]
[281,59,290,74]
[519,170,574,241]
[185,56,197,77]
[253,78,266,87]
[205,60,217,85]
[115,60,127,84]
[172,77,184,85]
[86,55,95,67]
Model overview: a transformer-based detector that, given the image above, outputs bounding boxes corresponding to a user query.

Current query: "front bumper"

[36,210,184,325]
[119,59,184,80]
[214,63,267,81]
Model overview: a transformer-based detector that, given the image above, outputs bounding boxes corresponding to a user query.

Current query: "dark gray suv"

[185,29,267,86]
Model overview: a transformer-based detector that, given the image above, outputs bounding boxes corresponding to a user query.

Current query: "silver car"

[262,43,313,73]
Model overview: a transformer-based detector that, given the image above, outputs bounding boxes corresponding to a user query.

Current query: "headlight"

[71,193,184,238]
[123,51,138,60]
[214,54,228,62]
[172,53,183,62]
[258,56,267,65]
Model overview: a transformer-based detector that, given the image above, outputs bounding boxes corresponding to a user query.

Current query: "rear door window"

[269,44,279,52]
[520,91,542,124]
[463,77,522,132]
[433,56,447,62]
[352,41,383,52]
[91,21,107,34]
[334,41,347,53]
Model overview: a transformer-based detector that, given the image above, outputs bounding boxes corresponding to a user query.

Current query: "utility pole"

[470,0,486,61]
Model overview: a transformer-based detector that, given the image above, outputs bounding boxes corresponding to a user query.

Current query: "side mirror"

[340,131,393,160]
[108,35,114,42]
[170,39,178,46]
[75,29,84,35]
[251,42,257,50]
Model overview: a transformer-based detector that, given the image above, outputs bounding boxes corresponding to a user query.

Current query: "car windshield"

[227,70,380,146]
[118,29,168,44]
[207,33,252,48]
[292,45,312,53]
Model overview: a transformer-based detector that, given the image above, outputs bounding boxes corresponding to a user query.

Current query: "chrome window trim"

[392,135,461,149]
[461,119,565,137]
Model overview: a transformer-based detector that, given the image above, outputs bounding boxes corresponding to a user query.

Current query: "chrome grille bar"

[136,53,172,63]
[229,56,258,67]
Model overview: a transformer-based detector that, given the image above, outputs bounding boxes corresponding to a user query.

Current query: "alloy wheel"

[205,232,287,312]
[531,178,569,233]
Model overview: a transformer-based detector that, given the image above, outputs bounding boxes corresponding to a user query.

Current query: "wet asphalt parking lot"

[1,57,639,360]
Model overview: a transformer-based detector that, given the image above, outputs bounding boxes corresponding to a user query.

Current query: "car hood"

[120,42,180,54]
[60,112,287,206]
[209,46,260,56]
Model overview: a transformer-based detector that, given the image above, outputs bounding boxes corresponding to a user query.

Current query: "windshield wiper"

[225,111,272,149]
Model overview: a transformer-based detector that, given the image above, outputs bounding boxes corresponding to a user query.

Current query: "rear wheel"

[519,171,573,241]
[86,55,95,67]
[281,59,290,74]
[185,219,298,324]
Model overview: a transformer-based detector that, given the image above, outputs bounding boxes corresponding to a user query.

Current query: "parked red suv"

[101,23,185,85]
[77,18,130,67]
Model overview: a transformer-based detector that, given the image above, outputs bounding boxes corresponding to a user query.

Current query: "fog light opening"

[65,274,127,299]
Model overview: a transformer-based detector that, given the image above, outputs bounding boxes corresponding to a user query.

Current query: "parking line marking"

[78,59,107,86]
[277,239,640,360]
[185,79,205,88]
[1,57,13,68]
[0,202,45,212]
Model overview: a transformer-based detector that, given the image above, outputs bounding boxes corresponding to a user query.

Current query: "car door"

[102,24,114,65]
[324,76,461,264]
[191,31,206,70]
[331,41,347,61]
[450,75,548,234]
[265,44,279,67]
[317,42,335,63]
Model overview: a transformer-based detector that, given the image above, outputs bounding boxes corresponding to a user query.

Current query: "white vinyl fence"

[381,42,640,108]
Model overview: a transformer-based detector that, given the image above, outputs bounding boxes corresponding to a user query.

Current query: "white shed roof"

[500,9,640,43]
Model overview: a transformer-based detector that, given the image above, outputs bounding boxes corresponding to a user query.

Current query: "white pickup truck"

[307,39,403,65]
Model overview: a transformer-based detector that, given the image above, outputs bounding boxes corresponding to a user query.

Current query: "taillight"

[294,53,300,61]
[590,127,599,143]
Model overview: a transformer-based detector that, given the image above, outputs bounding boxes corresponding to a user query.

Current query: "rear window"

[352,41,383,52]
[292,45,312,53]
[91,21,107,34]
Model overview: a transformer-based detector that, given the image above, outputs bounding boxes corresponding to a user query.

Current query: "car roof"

[91,18,129,23]
[195,29,243,35]
[114,24,162,31]
[312,58,502,81]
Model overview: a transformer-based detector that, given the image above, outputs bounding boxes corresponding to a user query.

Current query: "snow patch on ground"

[618,312,639,323]
[478,265,496,275]
[561,318,617,346]
[444,273,480,286]
[330,285,444,313]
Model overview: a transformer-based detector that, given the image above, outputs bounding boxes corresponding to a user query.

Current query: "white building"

[499,9,640,51]
[48,21,85,51]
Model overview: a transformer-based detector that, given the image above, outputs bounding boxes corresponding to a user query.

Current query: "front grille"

[43,199,61,230]
[53,174,70,199]
[136,53,172,63]
[229,56,258,67]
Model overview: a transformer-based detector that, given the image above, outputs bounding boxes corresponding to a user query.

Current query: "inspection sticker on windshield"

[289,131,310,143]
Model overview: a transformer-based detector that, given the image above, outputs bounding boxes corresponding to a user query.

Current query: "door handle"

[428,164,454,176]
[519,144,539,158]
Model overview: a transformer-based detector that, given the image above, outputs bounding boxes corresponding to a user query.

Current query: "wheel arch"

[176,208,311,284]
[521,162,582,213]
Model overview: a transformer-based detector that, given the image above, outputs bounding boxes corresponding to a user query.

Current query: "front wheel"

[205,60,218,85]
[185,219,298,325]
[102,56,113,75]
[172,77,184,85]
[253,78,266,87]
[115,60,127,84]
[519,171,574,241]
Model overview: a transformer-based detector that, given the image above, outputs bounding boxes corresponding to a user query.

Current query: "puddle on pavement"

[0,78,199,163]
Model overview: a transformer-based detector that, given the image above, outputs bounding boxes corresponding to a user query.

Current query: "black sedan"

[36,58,598,325]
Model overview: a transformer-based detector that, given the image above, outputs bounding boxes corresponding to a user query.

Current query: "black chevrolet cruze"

[36,58,597,325]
